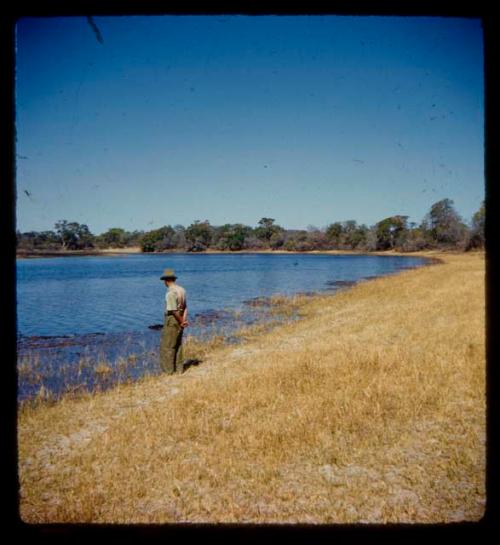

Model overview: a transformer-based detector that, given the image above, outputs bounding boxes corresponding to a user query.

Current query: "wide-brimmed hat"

[160,268,177,280]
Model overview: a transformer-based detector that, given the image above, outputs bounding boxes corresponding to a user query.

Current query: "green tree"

[283,230,310,251]
[172,225,186,249]
[269,230,286,249]
[35,230,61,248]
[226,224,248,251]
[467,200,485,250]
[418,218,435,247]
[375,215,409,250]
[124,230,145,247]
[16,231,37,250]
[426,198,468,247]
[341,220,368,249]
[326,221,369,249]
[154,226,176,251]
[241,233,266,250]
[54,220,94,250]
[139,226,176,252]
[100,227,127,248]
[305,226,328,250]
[348,223,369,249]
[55,220,75,249]
[140,231,161,252]
[399,224,429,252]
[214,224,251,251]
[185,220,213,252]
[365,226,379,251]
[255,217,282,244]
[76,224,95,249]
[325,222,344,248]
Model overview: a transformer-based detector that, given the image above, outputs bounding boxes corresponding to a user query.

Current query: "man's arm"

[167,290,184,326]
[172,303,188,328]
[172,310,185,327]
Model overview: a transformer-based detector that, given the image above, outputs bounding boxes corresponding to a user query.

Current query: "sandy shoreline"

[16,247,143,259]
[18,251,485,523]
[16,246,454,259]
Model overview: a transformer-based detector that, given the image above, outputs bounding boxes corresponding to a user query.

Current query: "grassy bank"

[18,251,485,523]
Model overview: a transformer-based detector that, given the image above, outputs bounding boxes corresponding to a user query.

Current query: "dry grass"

[18,251,486,523]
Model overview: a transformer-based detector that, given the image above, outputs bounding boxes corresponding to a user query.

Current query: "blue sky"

[15,15,484,234]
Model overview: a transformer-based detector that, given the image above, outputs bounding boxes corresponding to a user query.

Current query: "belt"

[167,309,185,316]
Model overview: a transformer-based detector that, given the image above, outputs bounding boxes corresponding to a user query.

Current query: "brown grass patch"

[18,251,485,523]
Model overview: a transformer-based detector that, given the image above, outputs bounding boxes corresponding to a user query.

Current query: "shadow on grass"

[183,358,202,372]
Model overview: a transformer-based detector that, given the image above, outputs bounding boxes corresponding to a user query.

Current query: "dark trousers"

[159,315,184,374]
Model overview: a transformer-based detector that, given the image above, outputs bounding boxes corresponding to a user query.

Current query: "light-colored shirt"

[165,284,187,312]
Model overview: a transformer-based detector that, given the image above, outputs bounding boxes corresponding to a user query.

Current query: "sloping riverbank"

[18,251,485,523]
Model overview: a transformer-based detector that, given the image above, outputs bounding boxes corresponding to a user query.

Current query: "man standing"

[159,268,188,374]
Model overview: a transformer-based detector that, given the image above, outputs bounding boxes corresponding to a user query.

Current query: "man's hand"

[181,320,189,328]
[172,310,184,327]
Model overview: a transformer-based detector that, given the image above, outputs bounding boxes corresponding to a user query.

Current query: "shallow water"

[17,253,427,401]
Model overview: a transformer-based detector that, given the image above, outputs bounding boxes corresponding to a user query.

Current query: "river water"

[16,253,427,400]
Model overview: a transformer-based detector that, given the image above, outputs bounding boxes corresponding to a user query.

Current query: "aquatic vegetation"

[17,292,311,405]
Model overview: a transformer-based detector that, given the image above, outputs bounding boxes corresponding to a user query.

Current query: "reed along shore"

[18,251,485,523]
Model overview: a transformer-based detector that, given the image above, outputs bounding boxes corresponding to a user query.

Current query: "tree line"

[16,198,485,254]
